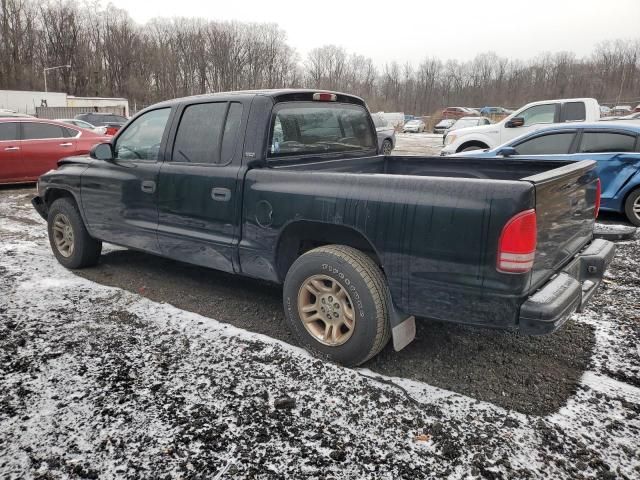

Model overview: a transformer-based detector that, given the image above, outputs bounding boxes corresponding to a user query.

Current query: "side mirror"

[505,117,525,128]
[497,147,518,157]
[90,142,114,161]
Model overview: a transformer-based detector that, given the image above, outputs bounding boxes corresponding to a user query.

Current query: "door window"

[0,122,19,141]
[173,102,243,165]
[22,123,66,140]
[114,108,170,161]
[518,104,556,126]
[514,132,575,155]
[578,132,636,153]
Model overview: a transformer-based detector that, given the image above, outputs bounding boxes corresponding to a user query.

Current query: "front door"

[80,107,172,252]
[20,122,76,180]
[501,103,558,144]
[0,122,22,182]
[156,101,245,272]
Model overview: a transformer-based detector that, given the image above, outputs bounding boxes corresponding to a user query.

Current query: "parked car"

[442,107,477,119]
[32,89,613,366]
[402,119,426,133]
[441,98,601,155]
[600,105,612,116]
[56,118,107,135]
[457,122,640,225]
[634,105,640,113]
[612,106,632,116]
[443,116,491,145]
[0,118,109,184]
[480,107,510,116]
[74,113,128,135]
[0,109,33,118]
[371,112,395,155]
[601,112,640,122]
[433,118,456,134]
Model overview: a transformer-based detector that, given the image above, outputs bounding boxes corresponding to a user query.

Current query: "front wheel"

[382,139,393,156]
[460,145,484,152]
[624,189,640,226]
[47,198,102,269]
[283,245,391,366]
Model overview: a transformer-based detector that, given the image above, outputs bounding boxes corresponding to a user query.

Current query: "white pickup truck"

[441,98,601,155]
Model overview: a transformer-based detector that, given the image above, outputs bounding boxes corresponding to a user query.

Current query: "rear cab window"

[561,102,586,122]
[269,103,376,158]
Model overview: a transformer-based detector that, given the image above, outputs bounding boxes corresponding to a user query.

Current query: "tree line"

[1,0,639,115]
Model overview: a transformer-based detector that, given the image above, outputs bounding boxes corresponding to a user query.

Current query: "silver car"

[402,119,426,133]
[372,113,396,155]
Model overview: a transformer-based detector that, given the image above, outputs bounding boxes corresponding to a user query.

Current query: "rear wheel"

[624,189,640,226]
[283,245,391,366]
[47,198,102,269]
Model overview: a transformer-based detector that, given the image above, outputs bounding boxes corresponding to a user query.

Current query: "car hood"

[447,123,498,136]
[57,155,94,167]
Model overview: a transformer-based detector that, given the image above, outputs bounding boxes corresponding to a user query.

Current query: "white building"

[0,90,129,116]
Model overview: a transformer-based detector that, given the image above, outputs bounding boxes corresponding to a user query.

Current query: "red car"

[0,118,109,184]
[441,107,478,120]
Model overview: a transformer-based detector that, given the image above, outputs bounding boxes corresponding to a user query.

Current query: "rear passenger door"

[572,130,640,202]
[156,100,245,272]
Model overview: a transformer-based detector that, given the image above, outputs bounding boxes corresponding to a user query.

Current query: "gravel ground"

[1,184,639,479]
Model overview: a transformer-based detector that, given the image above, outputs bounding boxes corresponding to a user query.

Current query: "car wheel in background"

[382,140,393,156]
[624,189,640,226]
[47,197,102,269]
[283,245,391,366]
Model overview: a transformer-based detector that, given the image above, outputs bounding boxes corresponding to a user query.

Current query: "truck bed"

[243,155,599,330]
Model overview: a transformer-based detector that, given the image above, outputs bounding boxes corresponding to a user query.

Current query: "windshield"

[406,120,421,126]
[269,103,376,157]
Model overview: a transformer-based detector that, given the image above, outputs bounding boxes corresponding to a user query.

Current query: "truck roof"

[151,89,367,109]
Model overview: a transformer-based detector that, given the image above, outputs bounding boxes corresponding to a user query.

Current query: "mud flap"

[387,291,416,351]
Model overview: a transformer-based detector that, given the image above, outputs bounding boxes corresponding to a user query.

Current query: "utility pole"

[43,64,71,92]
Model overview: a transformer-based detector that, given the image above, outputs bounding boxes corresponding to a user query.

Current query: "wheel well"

[456,140,489,153]
[44,188,76,207]
[276,221,382,281]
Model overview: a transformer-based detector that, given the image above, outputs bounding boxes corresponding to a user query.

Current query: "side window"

[562,102,586,122]
[62,126,79,137]
[172,102,227,164]
[514,133,575,155]
[115,108,170,161]
[578,132,636,153]
[0,122,19,141]
[519,104,556,126]
[22,123,66,140]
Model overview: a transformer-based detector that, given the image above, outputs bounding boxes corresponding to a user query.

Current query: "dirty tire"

[624,188,640,226]
[47,197,102,269]
[283,245,391,366]
[382,139,393,156]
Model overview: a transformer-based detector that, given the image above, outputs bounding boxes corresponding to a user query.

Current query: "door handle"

[211,187,231,202]
[4,146,19,151]
[59,142,73,147]
[141,180,156,194]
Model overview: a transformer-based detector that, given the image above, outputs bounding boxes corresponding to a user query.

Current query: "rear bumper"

[32,196,48,220]
[518,238,615,335]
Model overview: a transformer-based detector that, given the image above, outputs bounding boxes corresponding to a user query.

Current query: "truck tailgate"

[523,160,599,291]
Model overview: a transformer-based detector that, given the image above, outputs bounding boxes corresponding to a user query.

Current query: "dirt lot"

[393,132,445,156]
[1,180,639,478]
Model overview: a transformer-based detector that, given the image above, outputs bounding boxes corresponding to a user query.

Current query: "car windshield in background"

[406,120,421,126]
[269,103,376,157]
[451,119,479,129]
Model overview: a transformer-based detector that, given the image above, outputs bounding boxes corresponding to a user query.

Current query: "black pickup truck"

[32,89,615,366]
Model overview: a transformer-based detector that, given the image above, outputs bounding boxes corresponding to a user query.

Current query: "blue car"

[460,122,640,225]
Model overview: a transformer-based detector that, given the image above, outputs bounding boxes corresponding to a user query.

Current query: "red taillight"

[594,179,601,218]
[312,92,337,102]
[497,209,537,273]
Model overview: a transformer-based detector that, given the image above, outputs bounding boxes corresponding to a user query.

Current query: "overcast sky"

[109,0,640,65]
